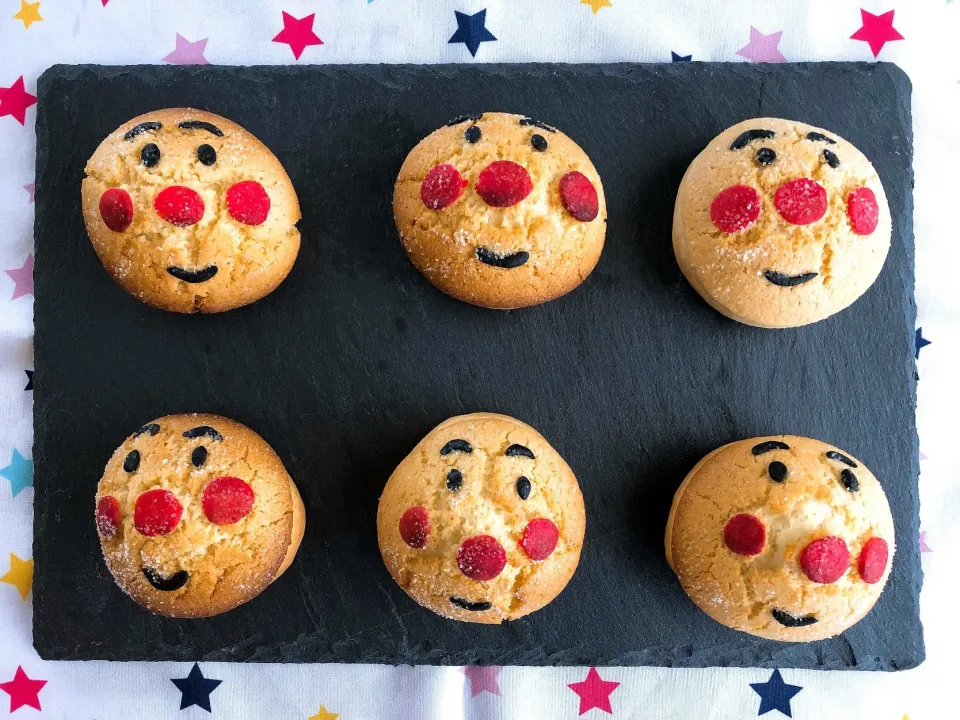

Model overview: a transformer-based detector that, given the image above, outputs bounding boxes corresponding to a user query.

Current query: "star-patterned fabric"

[0,1,955,717]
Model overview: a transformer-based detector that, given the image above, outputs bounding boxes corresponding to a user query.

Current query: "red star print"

[568,667,620,715]
[272,12,323,60]
[0,76,37,126]
[850,9,904,58]
[0,666,47,712]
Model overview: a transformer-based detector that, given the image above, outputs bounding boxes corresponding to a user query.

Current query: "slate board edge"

[31,62,922,670]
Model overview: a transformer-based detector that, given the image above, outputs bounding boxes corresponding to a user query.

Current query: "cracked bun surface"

[82,108,300,313]
[393,112,607,309]
[665,435,894,641]
[377,412,586,623]
[95,414,305,618]
[673,118,890,328]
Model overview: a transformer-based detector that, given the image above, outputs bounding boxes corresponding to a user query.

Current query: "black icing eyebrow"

[178,120,224,137]
[519,117,557,133]
[440,439,473,455]
[505,444,535,459]
[806,131,836,145]
[752,440,790,456]
[825,450,858,468]
[123,121,162,140]
[730,129,775,150]
[446,113,483,126]
[182,426,223,441]
[132,423,160,438]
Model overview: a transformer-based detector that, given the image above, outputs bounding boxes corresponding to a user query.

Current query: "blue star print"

[1,449,33,498]
[750,669,802,717]
[171,663,222,712]
[449,10,497,57]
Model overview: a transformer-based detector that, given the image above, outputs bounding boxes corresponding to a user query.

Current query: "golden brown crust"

[673,118,891,328]
[82,108,301,313]
[377,412,586,623]
[665,435,895,641]
[96,413,303,617]
[393,112,606,309]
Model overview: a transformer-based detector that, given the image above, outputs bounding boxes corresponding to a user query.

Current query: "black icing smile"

[764,270,818,287]
[476,248,529,269]
[450,596,492,611]
[167,266,218,283]
[772,608,818,627]
[142,567,189,592]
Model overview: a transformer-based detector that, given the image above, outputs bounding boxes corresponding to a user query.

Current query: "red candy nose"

[96,495,121,538]
[520,518,559,561]
[226,180,271,226]
[99,188,134,232]
[774,178,828,225]
[202,476,255,525]
[457,535,507,581]
[800,536,850,583]
[559,171,599,222]
[847,187,879,235]
[475,161,533,207]
[133,489,183,536]
[399,506,430,549]
[711,185,761,233]
[858,537,889,584]
[154,186,205,227]
[723,513,766,556]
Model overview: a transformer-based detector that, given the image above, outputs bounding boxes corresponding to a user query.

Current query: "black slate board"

[32,62,922,669]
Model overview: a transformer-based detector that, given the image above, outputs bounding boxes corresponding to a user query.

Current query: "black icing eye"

[196,144,217,166]
[446,468,463,492]
[823,149,840,169]
[464,126,481,144]
[840,468,860,493]
[123,450,140,473]
[140,143,160,168]
[516,476,531,500]
[756,147,776,165]
[191,446,207,468]
[768,461,788,482]
[531,134,548,152]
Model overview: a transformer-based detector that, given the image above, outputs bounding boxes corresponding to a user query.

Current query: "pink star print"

[5,254,34,300]
[736,26,788,63]
[919,531,932,553]
[0,76,37,125]
[851,9,904,57]
[163,34,209,65]
[272,12,323,60]
[568,667,620,715]
[23,183,34,203]
[461,666,501,697]
[0,666,46,712]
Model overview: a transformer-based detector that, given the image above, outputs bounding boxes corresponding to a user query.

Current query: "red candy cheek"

[723,513,766,556]
[774,178,828,225]
[133,489,183,536]
[420,164,467,210]
[847,187,879,235]
[475,161,533,207]
[202,476,255,525]
[96,495,121,538]
[858,537,889,584]
[399,506,430,549]
[710,185,761,233]
[520,518,559,561]
[154,186,205,227]
[457,535,507,581]
[99,188,134,232]
[226,180,271,226]
[559,171,599,222]
[800,536,850,584]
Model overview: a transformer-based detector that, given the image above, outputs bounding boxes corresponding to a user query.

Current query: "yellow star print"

[308,707,339,720]
[13,0,43,30]
[0,553,33,600]
[581,0,612,14]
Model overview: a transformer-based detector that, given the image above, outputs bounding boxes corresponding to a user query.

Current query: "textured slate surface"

[32,62,922,669]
